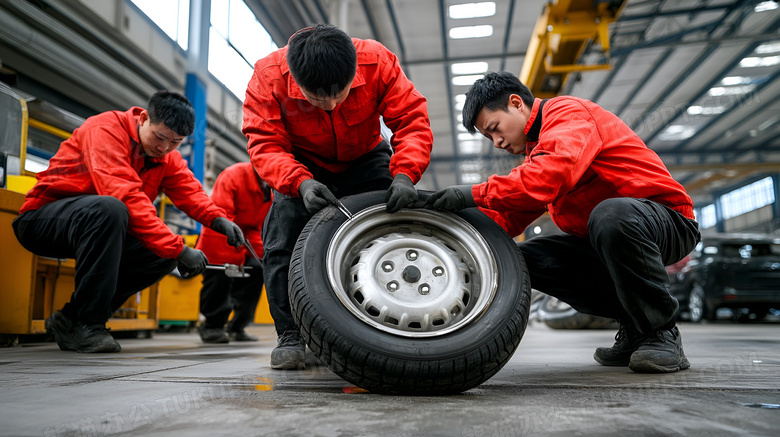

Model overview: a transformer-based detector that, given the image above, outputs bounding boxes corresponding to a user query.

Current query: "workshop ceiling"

[247,0,780,205]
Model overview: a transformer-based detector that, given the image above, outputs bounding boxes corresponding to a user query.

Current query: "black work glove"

[299,179,338,214]
[385,174,417,213]
[424,185,477,212]
[177,246,208,278]
[211,216,245,248]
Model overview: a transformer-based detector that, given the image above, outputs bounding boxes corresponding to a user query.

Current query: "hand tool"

[242,240,262,264]
[336,199,353,221]
[206,263,253,278]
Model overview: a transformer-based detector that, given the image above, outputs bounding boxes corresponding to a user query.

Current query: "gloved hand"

[299,179,338,214]
[211,216,245,248]
[424,185,477,212]
[177,246,208,278]
[385,174,417,213]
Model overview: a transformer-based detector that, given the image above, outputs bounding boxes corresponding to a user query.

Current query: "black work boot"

[199,326,229,344]
[629,326,690,373]
[229,329,258,342]
[45,310,75,351]
[270,329,305,370]
[70,323,122,353]
[594,322,641,366]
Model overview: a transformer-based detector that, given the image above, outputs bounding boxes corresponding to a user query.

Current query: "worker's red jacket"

[195,162,271,265]
[20,107,226,260]
[475,96,695,238]
[242,38,433,196]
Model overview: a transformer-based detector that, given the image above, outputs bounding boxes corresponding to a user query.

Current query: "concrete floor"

[1,320,779,437]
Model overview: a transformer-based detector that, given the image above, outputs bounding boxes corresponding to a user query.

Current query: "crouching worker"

[426,72,701,373]
[12,91,245,353]
[195,162,272,343]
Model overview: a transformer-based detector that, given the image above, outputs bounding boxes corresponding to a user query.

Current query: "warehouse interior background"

[2,0,780,237]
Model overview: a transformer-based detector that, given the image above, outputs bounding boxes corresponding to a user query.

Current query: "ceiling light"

[449,25,493,39]
[449,2,496,19]
[707,85,754,96]
[720,76,754,85]
[754,1,778,12]
[687,105,726,115]
[451,62,489,75]
[452,74,484,86]
[756,41,780,54]
[739,55,780,68]
[658,125,698,141]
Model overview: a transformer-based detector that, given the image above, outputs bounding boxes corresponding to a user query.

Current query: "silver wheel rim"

[689,288,704,322]
[326,205,498,338]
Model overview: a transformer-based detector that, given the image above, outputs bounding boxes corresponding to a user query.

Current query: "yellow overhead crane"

[520,0,627,98]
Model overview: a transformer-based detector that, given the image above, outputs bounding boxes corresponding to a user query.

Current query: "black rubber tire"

[688,285,713,322]
[538,295,618,330]
[289,191,531,395]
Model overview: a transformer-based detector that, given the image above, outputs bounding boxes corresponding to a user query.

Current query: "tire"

[537,295,618,330]
[289,191,531,395]
[687,285,712,322]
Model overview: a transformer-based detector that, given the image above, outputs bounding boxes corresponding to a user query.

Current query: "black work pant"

[199,257,263,331]
[262,143,394,334]
[12,195,177,325]
[519,198,700,334]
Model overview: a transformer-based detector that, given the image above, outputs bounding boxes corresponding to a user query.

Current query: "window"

[720,176,775,220]
[697,204,717,230]
[209,0,277,100]
[131,0,189,50]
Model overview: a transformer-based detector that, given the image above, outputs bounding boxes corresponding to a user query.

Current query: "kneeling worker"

[13,91,244,353]
[426,72,700,374]
[195,162,272,343]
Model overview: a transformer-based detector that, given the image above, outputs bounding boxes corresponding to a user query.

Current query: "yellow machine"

[520,0,627,98]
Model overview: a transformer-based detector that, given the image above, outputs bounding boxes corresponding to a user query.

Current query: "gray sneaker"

[70,323,122,353]
[270,329,305,370]
[594,323,641,366]
[199,326,229,344]
[45,310,75,351]
[629,326,690,373]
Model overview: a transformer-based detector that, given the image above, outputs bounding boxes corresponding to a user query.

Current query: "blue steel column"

[185,0,211,183]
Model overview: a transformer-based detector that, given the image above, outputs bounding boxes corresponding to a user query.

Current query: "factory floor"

[1,320,779,437]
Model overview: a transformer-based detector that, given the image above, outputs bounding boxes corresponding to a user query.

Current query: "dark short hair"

[287,24,357,97]
[462,72,535,133]
[147,91,195,136]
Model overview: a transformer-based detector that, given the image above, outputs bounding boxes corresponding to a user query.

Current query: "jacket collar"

[524,98,544,154]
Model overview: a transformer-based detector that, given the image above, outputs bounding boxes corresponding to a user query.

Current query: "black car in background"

[668,233,780,322]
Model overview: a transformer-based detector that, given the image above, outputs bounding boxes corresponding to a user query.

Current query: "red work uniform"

[473,96,695,238]
[242,38,432,195]
[195,162,270,264]
[194,162,271,334]
[20,107,225,259]
[241,37,433,335]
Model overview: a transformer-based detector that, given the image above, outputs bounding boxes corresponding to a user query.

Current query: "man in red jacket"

[426,72,701,374]
[13,91,245,353]
[243,24,433,369]
[195,162,271,343]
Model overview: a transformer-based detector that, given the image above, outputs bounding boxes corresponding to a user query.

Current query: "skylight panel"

[754,1,779,12]
[449,2,496,19]
[658,125,698,141]
[449,25,493,39]
[756,41,780,54]
[451,62,489,75]
[739,55,780,68]
[452,74,484,86]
